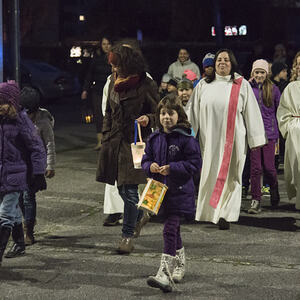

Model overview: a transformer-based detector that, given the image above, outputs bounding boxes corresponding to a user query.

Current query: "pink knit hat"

[183,69,197,81]
[251,59,269,74]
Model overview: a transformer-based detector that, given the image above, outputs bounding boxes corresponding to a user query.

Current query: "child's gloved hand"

[31,174,47,193]
[45,170,55,178]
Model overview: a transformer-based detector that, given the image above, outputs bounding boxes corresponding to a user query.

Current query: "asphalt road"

[0,96,299,300]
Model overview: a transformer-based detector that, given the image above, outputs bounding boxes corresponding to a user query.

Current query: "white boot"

[147,253,176,293]
[172,247,185,283]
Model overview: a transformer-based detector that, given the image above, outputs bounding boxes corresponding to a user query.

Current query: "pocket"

[7,172,25,186]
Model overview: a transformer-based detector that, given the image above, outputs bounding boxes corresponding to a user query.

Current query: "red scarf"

[114,74,140,93]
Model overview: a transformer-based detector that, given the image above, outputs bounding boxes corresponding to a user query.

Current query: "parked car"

[21,60,81,101]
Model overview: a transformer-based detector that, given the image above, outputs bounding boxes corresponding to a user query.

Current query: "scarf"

[114,74,140,93]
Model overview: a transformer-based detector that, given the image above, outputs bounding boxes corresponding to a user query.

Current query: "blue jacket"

[0,110,46,193]
[250,80,281,140]
[141,126,201,216]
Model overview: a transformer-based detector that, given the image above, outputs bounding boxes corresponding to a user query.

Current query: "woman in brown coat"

[96,43,159,253]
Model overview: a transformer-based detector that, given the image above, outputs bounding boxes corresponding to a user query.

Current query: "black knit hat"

[168,78,178,87]
[271,62,288,77]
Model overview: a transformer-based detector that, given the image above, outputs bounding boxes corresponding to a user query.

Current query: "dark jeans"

[117,184,143,238]
[163,214,182,256]
[250,140,278,201]
[19,189,36,223]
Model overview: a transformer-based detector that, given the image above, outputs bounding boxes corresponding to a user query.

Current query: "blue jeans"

[117,184,143,238]
[19,189,36,223]
[0,192,22,229]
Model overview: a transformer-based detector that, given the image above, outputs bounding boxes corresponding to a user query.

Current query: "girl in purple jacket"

[248,59,281,214]
[0,81,46,267]
[142,95,201,292]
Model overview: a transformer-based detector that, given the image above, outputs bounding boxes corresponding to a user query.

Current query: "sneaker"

[261,186,270,197]
[248,200,261,214]
[103,213,123,226]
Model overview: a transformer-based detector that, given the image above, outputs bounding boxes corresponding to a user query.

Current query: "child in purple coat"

[0,81,46,267]
[142,95,201,292]
[248,59,281,214]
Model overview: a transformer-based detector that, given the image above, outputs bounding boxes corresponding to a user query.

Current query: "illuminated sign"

[211,25,247,36]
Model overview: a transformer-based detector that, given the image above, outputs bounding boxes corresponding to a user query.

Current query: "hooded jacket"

[0,82,46,193]
[141,125,201,216]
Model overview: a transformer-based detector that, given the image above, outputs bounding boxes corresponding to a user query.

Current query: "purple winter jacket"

[250,80,281,140]
[141,126,201,217]
[0,110,46,193]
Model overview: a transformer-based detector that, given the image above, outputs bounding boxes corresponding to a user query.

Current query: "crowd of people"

[0,38,299,294]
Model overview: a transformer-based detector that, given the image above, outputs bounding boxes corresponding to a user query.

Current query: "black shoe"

[0,226,12,265]
[103,213,123,226]
[5,243,25,258]
[270,185,280,207]
[218,218,230,230]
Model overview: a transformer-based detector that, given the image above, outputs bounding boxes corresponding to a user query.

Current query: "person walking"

[5,87,56,259]
[96,43,159,254]
[0,81,46,267]
[142,95,201,293]
[276,51,300,210]
[248,60,281,213]
[187,49,266,229]
[81,36,112,150]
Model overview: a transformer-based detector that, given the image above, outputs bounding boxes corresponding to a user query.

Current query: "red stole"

[209,77,243,208]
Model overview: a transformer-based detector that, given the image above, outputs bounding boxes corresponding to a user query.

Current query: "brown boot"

[117,237,134,254]
[134,212,151,238]
[24,221,35,246]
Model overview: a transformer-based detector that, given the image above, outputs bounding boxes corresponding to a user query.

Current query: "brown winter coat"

[96,74,159,185]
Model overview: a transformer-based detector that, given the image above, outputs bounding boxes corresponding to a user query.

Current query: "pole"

[213,0,223,47]
[0,0,3,82]
[12,0,20,85]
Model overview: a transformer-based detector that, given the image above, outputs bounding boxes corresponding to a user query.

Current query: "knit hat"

[271,61,288,77]
[0,80,20,110]
[251,59,269,74]
[202,53,215,68]
[161,73,171,83]
[20,86,41,113]
[168,78,178,87]
[177,79,193,90]
[183,69,197,81]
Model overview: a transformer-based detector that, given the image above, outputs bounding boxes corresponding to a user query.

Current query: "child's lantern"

[130,120,145,169]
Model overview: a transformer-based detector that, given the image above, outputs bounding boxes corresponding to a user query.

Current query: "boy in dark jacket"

[0,81,46,267]
[142,95,201,292]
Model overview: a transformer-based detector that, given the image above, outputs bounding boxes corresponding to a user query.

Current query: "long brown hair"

[261,78,274,107]
[290,51,300,82]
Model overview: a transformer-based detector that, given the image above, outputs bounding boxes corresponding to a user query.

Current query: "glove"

[30,174,47,193]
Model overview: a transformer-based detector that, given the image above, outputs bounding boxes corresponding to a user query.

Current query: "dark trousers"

[242,148,250,189]
[117,184,143,238]
[90,88,103,133]
[250,140,278,201]
[163,214,183,256]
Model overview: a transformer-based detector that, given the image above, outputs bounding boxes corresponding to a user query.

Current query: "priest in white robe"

[276,81,300,210]
[187,49,266,229]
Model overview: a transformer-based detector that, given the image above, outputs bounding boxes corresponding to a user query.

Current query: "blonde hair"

[262,78,275,107]
[290,51,300,82]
